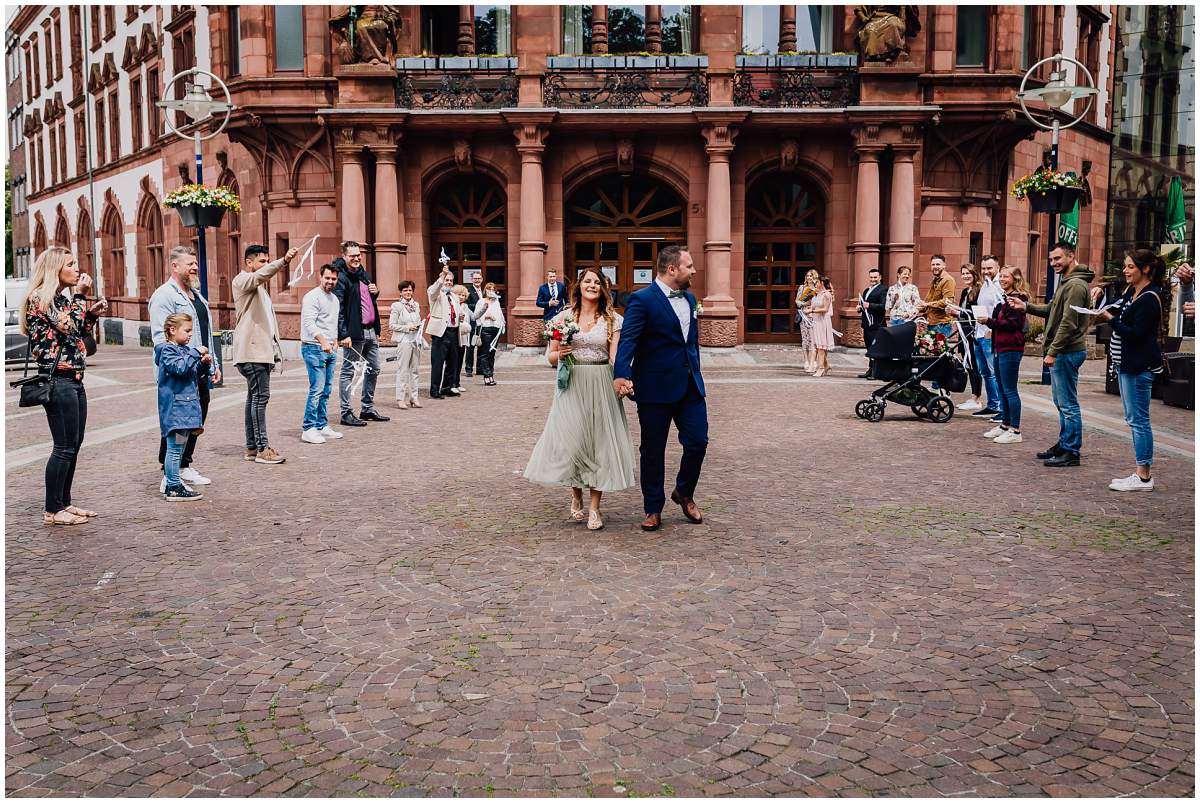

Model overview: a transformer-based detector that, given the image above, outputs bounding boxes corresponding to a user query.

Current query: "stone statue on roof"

[330,6,404,66]
[854,6,922,63]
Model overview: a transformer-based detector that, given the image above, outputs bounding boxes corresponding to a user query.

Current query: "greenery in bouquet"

[162,184,242,214]
[1009,168,1082,201]
[543,315,581,392]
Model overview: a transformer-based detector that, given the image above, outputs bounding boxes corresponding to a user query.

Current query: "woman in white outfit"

[388,280,424,409]
[473,282,506,385]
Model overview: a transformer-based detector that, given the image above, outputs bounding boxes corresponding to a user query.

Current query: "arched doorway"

[744,173,824,342]
[429,173,508,299]
[565,173,686,308]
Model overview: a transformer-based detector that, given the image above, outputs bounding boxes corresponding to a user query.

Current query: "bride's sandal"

[587,509,604,531]
[570,500,586,522]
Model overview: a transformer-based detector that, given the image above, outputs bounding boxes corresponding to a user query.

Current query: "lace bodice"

[558,312,623,365]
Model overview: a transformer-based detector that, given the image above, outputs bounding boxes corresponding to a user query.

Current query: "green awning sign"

[1166,175,1187,245]
[1056,172,1080,247]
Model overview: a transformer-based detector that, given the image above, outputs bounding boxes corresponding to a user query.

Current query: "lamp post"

[156,68,235,300]
[1016,54,1097,384]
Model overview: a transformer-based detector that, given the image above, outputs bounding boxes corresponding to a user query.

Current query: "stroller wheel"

[911,404,928,419]
[927,396,954,423]
[855,400,873,420]
[866,402,885,423]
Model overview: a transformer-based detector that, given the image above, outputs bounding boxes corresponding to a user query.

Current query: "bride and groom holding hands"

[523,246,708,532]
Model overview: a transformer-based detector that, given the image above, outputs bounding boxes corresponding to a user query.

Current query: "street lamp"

[156,68,235,300]
[1017,54,1097,383]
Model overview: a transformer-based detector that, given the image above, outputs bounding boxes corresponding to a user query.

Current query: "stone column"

[458,5,475,55]
[371,134,406,327]
[646,6,662,52]
[699,122,739,347]
[338,129,367,245]
[511,122,550,346]
[845,127,883,346]
[779,6,797,52]
[887,144,917,278]
[591,6,609,54]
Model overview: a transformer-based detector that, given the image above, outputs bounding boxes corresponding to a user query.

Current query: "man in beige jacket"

[232,244,297,464]
[425,264,461,399]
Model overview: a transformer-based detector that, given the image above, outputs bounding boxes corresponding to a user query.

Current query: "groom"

[614,246,707,532]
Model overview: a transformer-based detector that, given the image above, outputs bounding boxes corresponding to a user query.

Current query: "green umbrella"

[1165,175,1187,245]
[1056,171,1080,247]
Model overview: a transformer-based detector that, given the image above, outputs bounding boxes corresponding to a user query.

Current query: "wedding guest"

[979,266,1029,445]
[463,272,484,377]
[300,264,347,443]
[1096,250,1167,491]
[809,276,836,377]
[971,255,1005,418]
[231,244,298,465]
[451,284,473,394]
[956,262,984,412]
[473,282,506,386]
[426,264,461,399]
[155,313,210,501]
[19,247,106,525]
[856,267,887,378]
[149,246,220,489]
[916,254,956,336]
[885,265,921,325]
[536,268,567,321]
[388,280,424,409]
[794,268,821,373]
[332,240,389,427]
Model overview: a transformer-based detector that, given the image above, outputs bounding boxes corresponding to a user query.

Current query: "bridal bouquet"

[914,328,950,356]
[543,316,581,391]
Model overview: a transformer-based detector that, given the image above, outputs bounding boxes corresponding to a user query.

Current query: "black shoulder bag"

[9,340,56,407]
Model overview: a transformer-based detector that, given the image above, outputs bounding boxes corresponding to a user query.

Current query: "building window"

[969,232,983,265]
[94,95,106,165]
[228,6,241,76]
[42,22,53,83]
[125,5,139,23]
[743,5,780,54]
[36,136,45,191]
[103,6,116,39]
[1022,6,1038,69]
[562,6,593,54]
[474,5,511,55]
[52,14,63,80]
[108,89,120,160]
[956,6,988,67]
[172,27,195,73]
[660,6,695,53]
[130,76,143,151]
[74,112,87,174]
[274,6,305,70]
[31,34,41,94]
[420,7,459,55]
[48,127,58,186]
[607,5,647,53]
[58,121,67,178]
[89,7,100,51]
[23,46,32,99]
[147,68,161,139]
[100,205,125,297]
[138,196,166,292]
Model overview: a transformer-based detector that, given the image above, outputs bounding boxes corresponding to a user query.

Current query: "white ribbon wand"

[286,234,321,288]
[341,341,374,395]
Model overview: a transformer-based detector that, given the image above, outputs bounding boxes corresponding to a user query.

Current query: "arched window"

[76,209,94,285]
[33,219,48,256]
[136,194,165,296]
[99,204,125,298]
[429,173,508,298]
[53,211,71,250]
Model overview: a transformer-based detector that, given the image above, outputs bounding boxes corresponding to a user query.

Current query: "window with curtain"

[228,7,241,75]
[796,5,833,52]
[608,5,647,53]
[474,6,511,55]
[661,5,693,53]
[956,6,988,67]
[562,6,593,54]
[742,5,781,54]
[420,7,459,55]
[274,6,304,70]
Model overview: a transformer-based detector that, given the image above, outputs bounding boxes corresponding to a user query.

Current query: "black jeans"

[159,377,209,470]
[863,326,881,376]
[463,326,478,373]
[477,327,501,378]
[429,330,461,395]
[43,377,88,513]
[238,362,272,451]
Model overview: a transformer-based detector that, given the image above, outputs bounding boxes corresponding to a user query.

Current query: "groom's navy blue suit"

[614,281,708,515]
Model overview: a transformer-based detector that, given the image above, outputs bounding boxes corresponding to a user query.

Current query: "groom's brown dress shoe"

[641,512,661,532]
[670,490,704,524]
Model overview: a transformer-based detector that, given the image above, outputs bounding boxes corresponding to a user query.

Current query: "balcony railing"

[394,57,518,110]
[543,55,709,109]
[733,54,859,109]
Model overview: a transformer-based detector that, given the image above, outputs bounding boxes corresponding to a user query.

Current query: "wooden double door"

[567,233,683,308]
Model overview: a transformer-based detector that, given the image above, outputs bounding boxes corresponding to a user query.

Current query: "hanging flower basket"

[1010,169,1083,214]
[163,184,241,228]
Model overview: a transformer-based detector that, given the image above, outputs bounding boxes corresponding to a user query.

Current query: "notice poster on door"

[601,265,618,285]
[462,268,482,284]
[633,268,653,285]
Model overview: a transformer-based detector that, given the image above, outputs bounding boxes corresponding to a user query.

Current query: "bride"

[523,267,635,530]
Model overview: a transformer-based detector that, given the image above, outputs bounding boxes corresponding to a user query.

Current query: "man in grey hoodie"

[1011,242,1095,467]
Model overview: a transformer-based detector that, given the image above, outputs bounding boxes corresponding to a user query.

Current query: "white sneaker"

[180,467,211,485]
[318,426,343,440]
[301,429,327,444]
[993,430,1023,444]
[1109,473,1154,492]
[958,400,982,412]
[454,386,466,393]
[160,476,195,493]
[983,426,1006,439]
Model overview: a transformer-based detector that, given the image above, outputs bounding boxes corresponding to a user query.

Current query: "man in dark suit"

[463,272,483,376]
[536,269,567,321]
[614,246,708,532]
[857,267,888,379]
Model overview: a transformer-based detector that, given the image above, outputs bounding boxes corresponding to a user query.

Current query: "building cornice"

[9,5,40,36]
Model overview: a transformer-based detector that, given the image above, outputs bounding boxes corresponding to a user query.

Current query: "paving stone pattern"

[4,351,1195,797]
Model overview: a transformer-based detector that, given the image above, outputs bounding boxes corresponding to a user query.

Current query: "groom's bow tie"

[668,290,686,299]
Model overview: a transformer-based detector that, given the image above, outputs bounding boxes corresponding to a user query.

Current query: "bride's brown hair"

[569,267,617,341]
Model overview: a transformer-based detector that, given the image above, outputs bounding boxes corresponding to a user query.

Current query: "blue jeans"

[164,433,187,487]
[994,351,1023,429]
[1049,350,1087,455]
[1118,371,1154,467]
[302,343,337,431]
[974,337,1001,409]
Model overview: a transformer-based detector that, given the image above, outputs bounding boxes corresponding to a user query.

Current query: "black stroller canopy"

[868,321,917,360]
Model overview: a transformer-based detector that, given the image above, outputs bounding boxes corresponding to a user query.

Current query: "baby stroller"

[855,320,969,423]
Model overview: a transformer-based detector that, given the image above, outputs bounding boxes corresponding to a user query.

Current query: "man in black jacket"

[462,271,483,377]
[857,267,888,378]
[332,240,390,427]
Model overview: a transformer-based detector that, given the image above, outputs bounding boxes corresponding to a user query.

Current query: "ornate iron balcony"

[394,57,518,110]
[543,55,709,109]
[733,55,859,109]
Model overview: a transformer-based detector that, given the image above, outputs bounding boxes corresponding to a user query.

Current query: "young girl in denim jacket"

[155,313,211,501]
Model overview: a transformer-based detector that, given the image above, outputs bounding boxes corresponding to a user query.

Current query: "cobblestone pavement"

[5,345,1194,797]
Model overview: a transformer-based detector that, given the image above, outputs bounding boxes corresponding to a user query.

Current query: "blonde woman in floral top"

[19,247,107,526]
[885,265,921,325]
